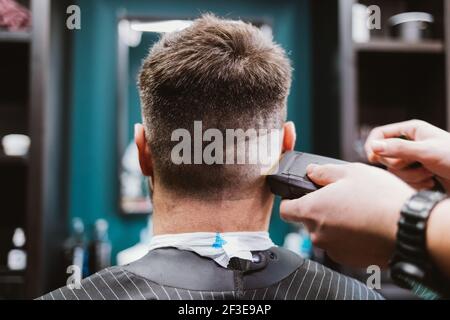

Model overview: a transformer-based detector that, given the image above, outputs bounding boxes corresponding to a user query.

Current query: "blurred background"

[0,0,448,299]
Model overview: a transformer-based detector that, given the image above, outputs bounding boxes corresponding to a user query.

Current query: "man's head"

[136,14,295,200]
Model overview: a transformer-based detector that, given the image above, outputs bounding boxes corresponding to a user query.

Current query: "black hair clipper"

[267,151,348,199]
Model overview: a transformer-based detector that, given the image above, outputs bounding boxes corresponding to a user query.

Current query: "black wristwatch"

[390,190,449,299]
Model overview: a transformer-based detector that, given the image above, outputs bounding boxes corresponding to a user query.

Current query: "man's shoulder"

[37,266,163,300]
[284,259,383,300]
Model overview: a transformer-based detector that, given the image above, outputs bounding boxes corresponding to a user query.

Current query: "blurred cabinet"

[338,0,450,161]
[0,0,32,300]
[0,0,71,299]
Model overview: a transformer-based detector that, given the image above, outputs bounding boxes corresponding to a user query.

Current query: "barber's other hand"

[365,120,450,192]
[280,163,415,268]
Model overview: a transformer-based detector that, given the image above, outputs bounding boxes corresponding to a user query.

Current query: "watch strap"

[390,191,449,298]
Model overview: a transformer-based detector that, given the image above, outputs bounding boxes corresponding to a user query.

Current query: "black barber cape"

[38,247,383,300]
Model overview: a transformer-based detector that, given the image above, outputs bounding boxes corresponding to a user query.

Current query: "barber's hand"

[280,163,415,268]
[365,120,450,192]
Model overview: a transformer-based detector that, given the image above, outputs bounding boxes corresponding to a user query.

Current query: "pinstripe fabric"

[38,254,383,300]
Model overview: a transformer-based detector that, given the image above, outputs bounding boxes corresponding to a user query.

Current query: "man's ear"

[134,123,153,177]
[282,121,296,152]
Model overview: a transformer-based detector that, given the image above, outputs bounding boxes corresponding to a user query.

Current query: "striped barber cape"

[38,247,383,300]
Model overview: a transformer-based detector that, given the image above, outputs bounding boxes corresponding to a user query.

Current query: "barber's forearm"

[427,198,450,279]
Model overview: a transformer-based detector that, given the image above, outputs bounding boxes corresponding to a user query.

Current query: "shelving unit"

[0,154,28,165]
[0,30,31,42]
[338,0,450,162]
[0,0,71,299]
[0,0,31,299]
[354,39,444,53]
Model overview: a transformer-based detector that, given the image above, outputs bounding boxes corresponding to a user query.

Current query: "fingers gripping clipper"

[266,151,347,199]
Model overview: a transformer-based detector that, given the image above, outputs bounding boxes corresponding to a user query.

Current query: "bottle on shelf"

[63,217,88,279]
[7,228,27,271]
[283,224,313,259]
[88,219,112,274]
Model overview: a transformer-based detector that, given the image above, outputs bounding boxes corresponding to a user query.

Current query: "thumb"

[280,191,318,224]
[370,138,425,161]
[306,163,347,186]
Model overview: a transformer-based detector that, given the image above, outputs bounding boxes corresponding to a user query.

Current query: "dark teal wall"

[69,0,311,263]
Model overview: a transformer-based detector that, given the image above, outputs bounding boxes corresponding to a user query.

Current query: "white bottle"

[7,228,27,271]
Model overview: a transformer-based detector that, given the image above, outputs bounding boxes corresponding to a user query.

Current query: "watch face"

[408,198,428,211]
[392,262,424,283]
[391,263,421,292]
[404,197,433,219]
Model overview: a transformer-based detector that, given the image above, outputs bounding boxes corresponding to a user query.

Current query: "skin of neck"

[151,178,275,235]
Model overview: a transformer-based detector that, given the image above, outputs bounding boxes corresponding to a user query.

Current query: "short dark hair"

[138,14,292,199]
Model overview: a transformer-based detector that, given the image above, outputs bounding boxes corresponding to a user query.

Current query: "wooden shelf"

[355,39,444,53]
[0,268,25,299]
[0,267,26,278]
[0,153,28,166]
[0,30,31,43]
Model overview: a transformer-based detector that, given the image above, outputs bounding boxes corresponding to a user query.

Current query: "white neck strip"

[148,231,275,268]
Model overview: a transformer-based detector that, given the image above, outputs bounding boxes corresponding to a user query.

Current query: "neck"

[151,185,274,235]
